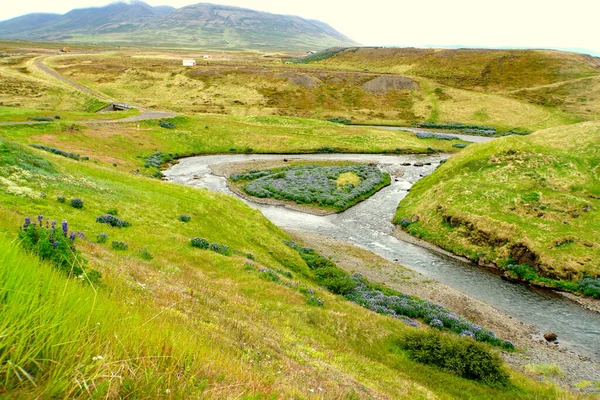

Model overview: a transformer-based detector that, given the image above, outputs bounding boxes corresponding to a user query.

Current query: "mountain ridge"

[0,1,358,51]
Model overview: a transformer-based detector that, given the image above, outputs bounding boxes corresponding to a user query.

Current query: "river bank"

[164,152,600,364]
[289,231,600,392]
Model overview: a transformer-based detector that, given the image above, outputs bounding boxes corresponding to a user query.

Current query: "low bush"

[178,215,191,223]
[190,237,209,249]
[96,232,108,243]
[27,117,53,122]
[57,195,65,203]
[327,117,352,124]
[209,242,232,256]
[70,198,83,209]
[30,144,81,160]
[96,214,131,228]
[111,241,128,250]
[139,248,153,260]
[399,330,510,385]
[159,120,176,129]
[18,216,100,284]
[258,268,280,282]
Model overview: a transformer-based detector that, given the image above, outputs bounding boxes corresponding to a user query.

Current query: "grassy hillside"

[0,123,562,397]
[40,52,580,131]
[312,48,600,91]
[304,47,600,127]
[394,122,600,291]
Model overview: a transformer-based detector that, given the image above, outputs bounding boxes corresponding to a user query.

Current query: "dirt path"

[0,57,178,126]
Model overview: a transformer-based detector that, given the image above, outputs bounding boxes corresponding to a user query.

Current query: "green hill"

[0,2,358,51]
[395,122,600,293]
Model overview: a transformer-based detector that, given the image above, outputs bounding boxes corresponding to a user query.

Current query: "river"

[164,152,600,360]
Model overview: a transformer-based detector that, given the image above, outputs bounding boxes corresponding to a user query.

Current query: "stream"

[164,152,600,360]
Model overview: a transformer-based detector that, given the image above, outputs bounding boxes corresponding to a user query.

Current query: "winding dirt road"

[0,57,177,126]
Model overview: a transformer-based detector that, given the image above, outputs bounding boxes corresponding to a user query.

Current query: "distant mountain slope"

[0,13,60,36]
[0,1,358,51]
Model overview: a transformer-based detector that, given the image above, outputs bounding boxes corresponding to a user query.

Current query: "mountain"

[0,13,60,36]
[0,1,358,51]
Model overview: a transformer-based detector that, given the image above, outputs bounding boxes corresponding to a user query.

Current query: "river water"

[164,152,600,360]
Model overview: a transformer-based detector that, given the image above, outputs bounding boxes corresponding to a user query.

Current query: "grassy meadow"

[1,41,600,397]
[0,122,566,398]
[395,122,600,288]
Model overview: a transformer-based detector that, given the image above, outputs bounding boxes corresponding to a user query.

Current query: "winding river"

[164,151,600,360]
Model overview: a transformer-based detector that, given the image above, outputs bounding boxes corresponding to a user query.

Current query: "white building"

[182,60,196,67]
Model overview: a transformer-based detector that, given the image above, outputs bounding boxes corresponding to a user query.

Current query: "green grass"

[395,121,600,287]
[0,106,138,123]
[0,120,567,398]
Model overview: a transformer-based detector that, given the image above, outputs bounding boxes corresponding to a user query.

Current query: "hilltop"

[0,1,358,51]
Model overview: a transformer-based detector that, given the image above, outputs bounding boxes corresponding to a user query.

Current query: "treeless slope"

[315,47,600,91]
[395,122,600,285]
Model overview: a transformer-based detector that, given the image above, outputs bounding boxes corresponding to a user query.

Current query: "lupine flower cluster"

[18,215,101,284]
[258,268,280,282]
[190,238,232,256]
[416,132,459,141]
[345,274,514,349]
[70,198,84,209]
[232,165,390,211]
[111,241,128,250]
[415,122,497,135]
[578,277,600,298]
[96,214,131,228]
[285,240,513,349]
[30,144,82,160]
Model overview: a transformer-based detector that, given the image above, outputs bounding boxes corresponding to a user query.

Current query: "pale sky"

[2,0,599,56]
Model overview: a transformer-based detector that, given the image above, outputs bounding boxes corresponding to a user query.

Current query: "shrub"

[54,115,61,120]
[190,237,209,249]
[96,214,131,228]
[139,248,153,260]
[327,117,352,124]
[159,120,176,129]
[70,198,83,209]
[178,215,191,223]
[57,196,65,203]
[30,144,81,160]
[399,330,510,385]
[96,232,108,243]
[106,208,118,216]
[258,268,279,282]
[306,295,324,307]
[18,216,100,284]
[209,242,232,256]
[577,277,600,298]
[111,241,128,251]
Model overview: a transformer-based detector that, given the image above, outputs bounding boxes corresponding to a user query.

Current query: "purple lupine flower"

[460,330,475,339]
[38,215,43,226]
[429,319,443,329]
[53,241,59,248]
[51,220,56,229]
[24,217,31,229]
[69,233,76,241]
[62,220,68,236]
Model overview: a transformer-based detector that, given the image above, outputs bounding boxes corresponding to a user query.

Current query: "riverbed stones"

[414,162,424,167]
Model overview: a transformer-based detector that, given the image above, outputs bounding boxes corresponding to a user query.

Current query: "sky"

[2,0,599,57]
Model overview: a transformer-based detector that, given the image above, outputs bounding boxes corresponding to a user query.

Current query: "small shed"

[182,59,196,67]
[202,55,212,59]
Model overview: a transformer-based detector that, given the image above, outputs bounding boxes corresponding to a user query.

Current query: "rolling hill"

[0,1,358,51]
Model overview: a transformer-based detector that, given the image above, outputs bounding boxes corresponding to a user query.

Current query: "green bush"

[398,330,510,385]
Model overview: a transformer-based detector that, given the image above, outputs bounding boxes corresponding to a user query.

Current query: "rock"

[537,212,544,217]
[414,162,424,167]
[401,162,411,166]
[544,332,558,342]
[283,159,288,162]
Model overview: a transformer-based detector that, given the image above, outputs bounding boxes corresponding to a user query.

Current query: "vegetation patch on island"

[231,164,391,212]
